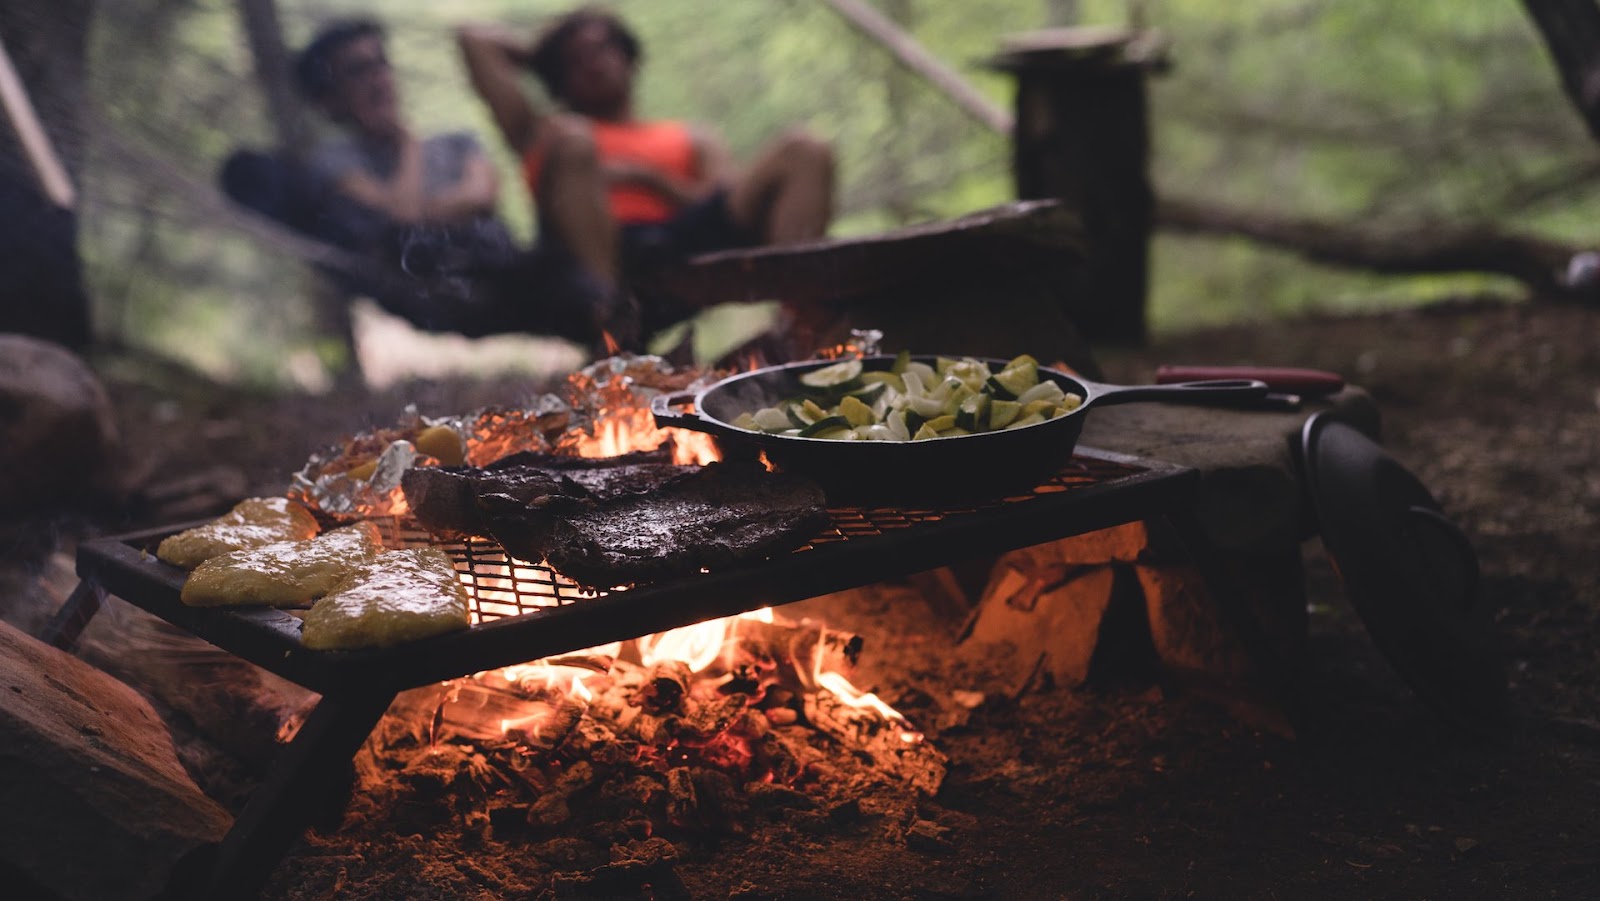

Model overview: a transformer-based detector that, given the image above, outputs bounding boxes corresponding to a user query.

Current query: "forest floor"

[12,296,1600,899]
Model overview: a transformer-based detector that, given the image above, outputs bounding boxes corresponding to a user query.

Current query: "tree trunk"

[1520,0,1600,141]
[0,0,95,348]
[235,0,308,154]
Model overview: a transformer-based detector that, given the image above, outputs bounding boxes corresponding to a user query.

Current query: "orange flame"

[601,331,622,355]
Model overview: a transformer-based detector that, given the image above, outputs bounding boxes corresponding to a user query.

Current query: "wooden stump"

[991,28,1169,345]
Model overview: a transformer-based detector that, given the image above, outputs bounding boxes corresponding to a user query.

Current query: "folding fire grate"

[48,447,1193,898]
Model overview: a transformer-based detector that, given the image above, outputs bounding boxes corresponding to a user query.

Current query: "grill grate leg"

[195,687,397,899]
[41,578,107,651]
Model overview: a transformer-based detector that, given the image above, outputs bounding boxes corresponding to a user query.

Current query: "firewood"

[805,689,948,795]
[664,766,698,825]
[0,621,231,901]
[635,659,692,715]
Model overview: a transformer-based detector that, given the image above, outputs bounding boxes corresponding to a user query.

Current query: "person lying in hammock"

[225,18,615,348]
[456,6,836,338]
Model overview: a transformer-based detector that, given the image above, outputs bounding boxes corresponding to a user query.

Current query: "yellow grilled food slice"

[300,547,470,651]
[156,497,319,570]
[179,522,384,608]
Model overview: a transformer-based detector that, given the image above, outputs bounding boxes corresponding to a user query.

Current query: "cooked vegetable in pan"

[729,352,1084,441]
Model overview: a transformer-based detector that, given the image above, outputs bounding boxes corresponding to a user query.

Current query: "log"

[636,660,691,716]
[1157,194,1582,299]
[0,620,232,901]
[961,565,1120,688]
[803,687,948,794]
[641,200,1100,377]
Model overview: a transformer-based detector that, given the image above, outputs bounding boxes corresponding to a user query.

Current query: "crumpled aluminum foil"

[291,406,459,519]
[290,356,718,520]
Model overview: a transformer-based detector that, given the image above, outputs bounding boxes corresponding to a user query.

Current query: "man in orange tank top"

[458,7,834,342]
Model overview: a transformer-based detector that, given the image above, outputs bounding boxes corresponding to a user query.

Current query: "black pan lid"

[1299,413,1508,738]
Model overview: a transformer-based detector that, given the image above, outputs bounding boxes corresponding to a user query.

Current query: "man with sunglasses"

[296,19,499,228]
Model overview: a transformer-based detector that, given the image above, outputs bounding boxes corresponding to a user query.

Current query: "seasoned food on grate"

[402,449,695,539]
[179,521,383,608]
[155,497,320,569]
[301,547,471,650]
[481,462,829,589]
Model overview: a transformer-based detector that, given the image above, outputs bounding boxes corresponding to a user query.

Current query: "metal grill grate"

[367,453,1146,624]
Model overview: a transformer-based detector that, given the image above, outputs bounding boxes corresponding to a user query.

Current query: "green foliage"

[77,0,1600,385]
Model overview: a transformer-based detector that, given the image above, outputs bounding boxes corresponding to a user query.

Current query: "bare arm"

[456,23,543,154]
[333,132,427,222]
[422,150,500,223]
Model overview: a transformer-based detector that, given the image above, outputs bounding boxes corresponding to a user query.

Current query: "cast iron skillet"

[651,355,1268,503]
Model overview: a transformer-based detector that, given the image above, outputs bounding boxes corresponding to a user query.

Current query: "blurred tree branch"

[1521,0,1600,141]
[1156,194,1580,298]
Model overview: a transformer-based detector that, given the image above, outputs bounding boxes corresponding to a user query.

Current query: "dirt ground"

[13,296,1600,899]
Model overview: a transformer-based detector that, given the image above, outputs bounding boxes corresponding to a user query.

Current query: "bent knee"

[776,127,834,167]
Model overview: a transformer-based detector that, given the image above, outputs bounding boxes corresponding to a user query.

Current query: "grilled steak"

[402,449,692,538]
[482,462,830,588]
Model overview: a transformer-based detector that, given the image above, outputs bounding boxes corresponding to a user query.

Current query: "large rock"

[0,620,232,900]
[0,334,119,512]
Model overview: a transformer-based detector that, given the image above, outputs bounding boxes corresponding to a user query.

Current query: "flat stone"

[0,620,232,901]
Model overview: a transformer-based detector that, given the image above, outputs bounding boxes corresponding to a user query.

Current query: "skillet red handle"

[1155,365,1345,395]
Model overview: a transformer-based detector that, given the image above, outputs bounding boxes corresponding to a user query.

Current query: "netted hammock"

[98,123,614,349]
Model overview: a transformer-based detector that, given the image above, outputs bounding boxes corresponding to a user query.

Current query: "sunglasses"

[335,50,391,83]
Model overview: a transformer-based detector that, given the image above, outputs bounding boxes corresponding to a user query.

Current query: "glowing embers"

[421,607,945,802]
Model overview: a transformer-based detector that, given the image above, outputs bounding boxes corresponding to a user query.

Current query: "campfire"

[299,355,944,842]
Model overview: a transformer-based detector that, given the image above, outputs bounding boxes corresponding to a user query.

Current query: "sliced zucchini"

[985,375,1018,400]
[1004,412,1048,430]
[1017,379,1066,407]
[838,394,876,428]
[732,411,758,430]
[798,415,851,437]
[800,358,864,389]
[912,423,941,441]
[903,409,927,436]
[752,408,792,432]
[988,399,1022,429]
[846,381,889,404]
[890,349,912,374]
[992,358,1040,398]
[860,371,905,394]
[955,393,990,431]
[923,414,957,432]
[1021,399,1059,419]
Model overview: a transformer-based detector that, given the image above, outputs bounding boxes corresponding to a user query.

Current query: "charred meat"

[482,462,830,588]
[401,449,693,538]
